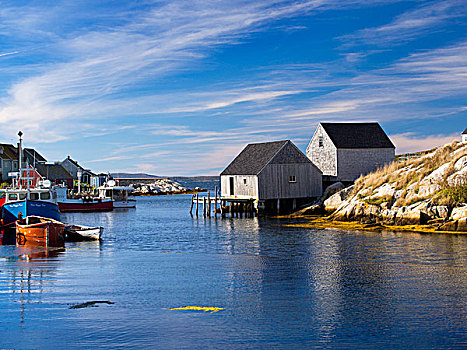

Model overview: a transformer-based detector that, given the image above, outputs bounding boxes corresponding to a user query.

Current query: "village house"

[61,156,99,190]
[306,122,395,185]
[0,144,19,182]
[220,140,322,214]
[462,128,467,143]
[36,163,74,188]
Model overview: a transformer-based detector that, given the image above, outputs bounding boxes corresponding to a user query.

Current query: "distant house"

[462,128,467,143]
[36,163,74,188]
[61,156,96,189]
[306,122,395,184]
[220,140,322,213]
[23,148,47,167]
[0,144,19,182]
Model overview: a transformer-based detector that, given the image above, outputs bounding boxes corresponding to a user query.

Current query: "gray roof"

[463,128,467,134]
[320,122,395,149]
[36,164,73,180]
[221,140,313,175]
[24,148,47,163]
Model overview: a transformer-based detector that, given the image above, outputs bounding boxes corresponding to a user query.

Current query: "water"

[1,195,466,349]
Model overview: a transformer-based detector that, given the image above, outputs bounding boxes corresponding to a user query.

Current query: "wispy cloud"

[340,0,467,47]
[391,132,460,153]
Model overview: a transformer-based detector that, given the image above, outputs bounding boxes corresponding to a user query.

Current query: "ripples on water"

[0,195,466,349]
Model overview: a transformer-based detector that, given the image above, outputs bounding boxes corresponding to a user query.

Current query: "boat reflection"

[2,247,65,323]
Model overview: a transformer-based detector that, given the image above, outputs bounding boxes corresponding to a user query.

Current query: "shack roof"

[221,140,312,175]
[463,128,467,134]
[320,122,395,149]
[24,148,47,163]
[36,163,73,180]
[0,144,18,160]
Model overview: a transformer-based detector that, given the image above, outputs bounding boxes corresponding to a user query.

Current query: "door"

[229,177,234,196]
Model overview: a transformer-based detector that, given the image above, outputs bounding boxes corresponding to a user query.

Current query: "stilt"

[292,198,297,211]
[203,197,207,217]
[221,200,226,218]
[207,191,211,217]
[190,195,194,216]
[214,186,218,217]
[276,199,280,215]
[196,193,199,217]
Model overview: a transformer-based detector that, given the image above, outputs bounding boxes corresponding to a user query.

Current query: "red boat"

[16,216,66,248]
[55,186,113,212]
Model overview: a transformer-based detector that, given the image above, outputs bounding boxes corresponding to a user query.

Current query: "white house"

[462,128,467,143]
[306,122,395,183]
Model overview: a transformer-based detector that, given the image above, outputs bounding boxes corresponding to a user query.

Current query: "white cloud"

[391,132,460,154]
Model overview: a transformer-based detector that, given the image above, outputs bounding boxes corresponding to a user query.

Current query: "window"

[30,193,39,200]
[19,193,27,200]
[289,176,296,183]
[8,193,18,201]
[243,178,247,185]
[318,136,324,147]
[40,192,51,200]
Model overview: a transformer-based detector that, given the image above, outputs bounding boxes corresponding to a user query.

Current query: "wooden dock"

[190,186,256,218]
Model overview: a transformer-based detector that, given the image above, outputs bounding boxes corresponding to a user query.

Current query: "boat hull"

[58,200,113,213]
[113,199,136,208]
[2,200,61,225]
[16,216,65,248]
[64,225,103,241]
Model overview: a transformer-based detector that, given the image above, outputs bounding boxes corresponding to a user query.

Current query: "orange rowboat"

[16,216,66,248]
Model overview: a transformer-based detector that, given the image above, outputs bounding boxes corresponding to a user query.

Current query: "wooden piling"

[207,191,211,217]
[214,186,218,217]
[190,195,194,216]
[195,193,199,217]
[203,197,207,217]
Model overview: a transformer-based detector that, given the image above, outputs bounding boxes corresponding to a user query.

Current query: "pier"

[190,186,256,218]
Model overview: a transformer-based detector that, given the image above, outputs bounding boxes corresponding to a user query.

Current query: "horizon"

[0,0,466,176]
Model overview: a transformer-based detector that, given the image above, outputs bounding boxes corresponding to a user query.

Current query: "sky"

[0,0,466,176]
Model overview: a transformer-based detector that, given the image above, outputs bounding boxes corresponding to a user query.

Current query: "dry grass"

[352,141,467,207]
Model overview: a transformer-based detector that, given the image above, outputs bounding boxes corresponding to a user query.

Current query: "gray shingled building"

[221,140,322,213]
[306,122,395,184]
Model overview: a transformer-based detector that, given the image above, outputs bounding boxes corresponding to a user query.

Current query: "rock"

[324,185,355,212]
[372,183,395,198]
[457,217,467,231]
[450,206,467,221]
[321,182,344,202]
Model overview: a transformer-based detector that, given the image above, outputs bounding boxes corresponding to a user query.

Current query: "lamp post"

[18,131,23,189]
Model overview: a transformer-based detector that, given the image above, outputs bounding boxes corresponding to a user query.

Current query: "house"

[220,140,322,214]
[0,144,19,182]
[462,128,467,143]
[36,163,74,188]
[306,122,395,184]
[23,148,47,167]
[61,156,96,190]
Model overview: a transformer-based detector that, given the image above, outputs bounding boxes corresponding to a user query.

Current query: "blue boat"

[2,199,61,225]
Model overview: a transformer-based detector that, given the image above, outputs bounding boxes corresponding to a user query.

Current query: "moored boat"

[55,186,113,212]
[97,181,136,208]
[1,188,61,225]
[16,216,66,248]
[64,224,103,241]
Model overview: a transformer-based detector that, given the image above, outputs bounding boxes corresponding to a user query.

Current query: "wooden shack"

[220,140,322,214]
[306,122,395,185]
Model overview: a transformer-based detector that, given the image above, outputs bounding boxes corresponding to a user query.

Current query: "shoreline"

[131,189,207,196]
[282,215,466,235]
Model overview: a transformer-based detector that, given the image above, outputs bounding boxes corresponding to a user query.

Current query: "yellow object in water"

[170,306,224,313]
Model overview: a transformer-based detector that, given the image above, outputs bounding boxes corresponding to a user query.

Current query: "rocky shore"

[130,178,206,196]
[295,141,467,233]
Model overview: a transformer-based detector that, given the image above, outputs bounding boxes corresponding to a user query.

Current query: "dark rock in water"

[69,300,115,309]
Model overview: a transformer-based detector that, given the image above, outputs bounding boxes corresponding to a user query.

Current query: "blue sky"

[0,0,466,176]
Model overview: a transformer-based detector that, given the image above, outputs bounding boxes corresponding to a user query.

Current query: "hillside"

[323,141,467,232]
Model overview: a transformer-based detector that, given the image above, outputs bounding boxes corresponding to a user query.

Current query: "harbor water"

[1,195,466,349]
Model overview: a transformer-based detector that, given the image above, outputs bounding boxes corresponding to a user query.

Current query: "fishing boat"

[1,187,61,225]
[55,186,113,212]
[16,216,66,248]
[97,180,136,208]
[64,224,103,241]
[0,132,61,225]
